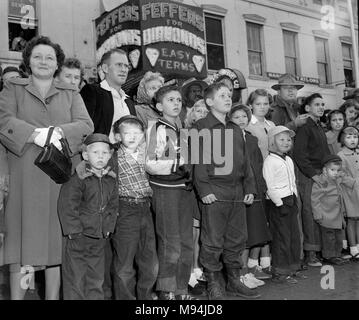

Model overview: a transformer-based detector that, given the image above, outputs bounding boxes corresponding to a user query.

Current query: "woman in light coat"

[0,36,93,300]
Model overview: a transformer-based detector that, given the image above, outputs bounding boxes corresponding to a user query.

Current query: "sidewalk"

[1,261,359,300]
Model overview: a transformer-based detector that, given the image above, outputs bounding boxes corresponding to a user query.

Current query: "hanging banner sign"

[94,0,207,79]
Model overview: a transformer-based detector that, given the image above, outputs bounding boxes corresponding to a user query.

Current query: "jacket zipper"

[98,176,105,237]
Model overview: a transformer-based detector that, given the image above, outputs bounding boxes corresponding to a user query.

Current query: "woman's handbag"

[34,127,72,184]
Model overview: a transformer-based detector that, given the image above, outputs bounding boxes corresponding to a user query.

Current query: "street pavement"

[1,260,359,300]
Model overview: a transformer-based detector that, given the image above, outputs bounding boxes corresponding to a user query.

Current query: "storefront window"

[8,0,38,52]
[205,14,225,70]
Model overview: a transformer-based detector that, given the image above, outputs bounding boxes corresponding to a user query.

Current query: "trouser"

[62,236,106,300]
[112,199,158,300]
[269,196,301,276]
[151,185,193,295]
[103,239,113,299]
[200,201,247,272]
[320,226,344,259]
[298,172,321,252]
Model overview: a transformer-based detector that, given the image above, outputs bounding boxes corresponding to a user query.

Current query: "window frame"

[204,13,226,71]
[314,37,330,85]
[246,21,266,77]
[341,42,355,88]
[282,29,301,76]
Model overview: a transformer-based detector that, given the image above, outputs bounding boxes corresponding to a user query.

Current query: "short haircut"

[113,118,144,134]
[61,57,84,79]
[22,36,65,77]
[301,93,323,114]
[204,82,229,108]
[326,109,346,131]
[100,48,127,66]
[228,103,252,123]
[154,85,181,104]
[246,89,271,106]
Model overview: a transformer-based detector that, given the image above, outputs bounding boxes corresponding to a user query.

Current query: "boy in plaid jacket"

[111,115,158,300]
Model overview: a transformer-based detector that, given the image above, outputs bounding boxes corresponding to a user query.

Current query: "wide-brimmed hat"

[181,78,208,98]
[343,88,359,101]
[271,73,304,91]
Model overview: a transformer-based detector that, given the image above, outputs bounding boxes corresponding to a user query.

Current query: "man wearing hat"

[270,73,308,131]
[180,77,208,124]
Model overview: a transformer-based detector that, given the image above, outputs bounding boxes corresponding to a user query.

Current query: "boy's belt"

[119,197,150,204]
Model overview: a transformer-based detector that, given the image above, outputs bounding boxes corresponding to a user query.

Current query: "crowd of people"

[1,35,359,300]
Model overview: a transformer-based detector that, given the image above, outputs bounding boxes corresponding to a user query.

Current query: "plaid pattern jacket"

[117,143,152,199]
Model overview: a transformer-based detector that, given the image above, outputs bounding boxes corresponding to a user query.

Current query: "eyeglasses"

[116,63,132,71]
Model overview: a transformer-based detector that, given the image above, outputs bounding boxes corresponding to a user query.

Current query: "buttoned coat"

[0,77,94,267]
[337,147,359,218]
[311,174,354,229]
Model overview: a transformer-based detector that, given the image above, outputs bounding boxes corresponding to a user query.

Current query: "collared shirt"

[246,115,275,159]
[117,143,153,199]
[100,80,130,143]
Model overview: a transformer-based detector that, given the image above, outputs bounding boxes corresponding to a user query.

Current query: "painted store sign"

[95,0,207,79]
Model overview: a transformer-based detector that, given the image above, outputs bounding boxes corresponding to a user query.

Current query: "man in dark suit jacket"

[80,48,136,142]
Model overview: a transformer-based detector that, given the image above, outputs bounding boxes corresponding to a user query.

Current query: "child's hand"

[337,171,345,178]
[202,194,217,205]
[243,194,254,205]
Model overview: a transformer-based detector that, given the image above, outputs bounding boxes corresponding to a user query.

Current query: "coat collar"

[158,117,181,131]
[341,146,359,155]
[10,76,76,103]
[75,161,116,180]
[250,115,272,126]
[100,80,128,99]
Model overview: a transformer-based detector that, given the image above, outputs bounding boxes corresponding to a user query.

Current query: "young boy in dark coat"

[58,134,118,300]
[193,83,259,300]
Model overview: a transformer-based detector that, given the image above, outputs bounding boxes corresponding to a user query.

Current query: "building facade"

[0,0,357,107]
